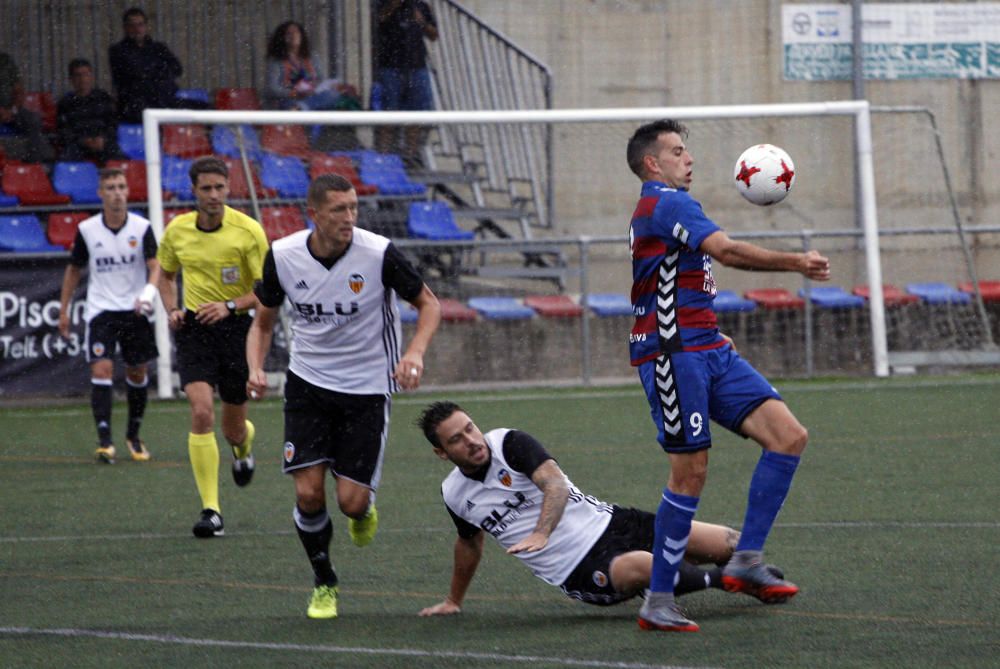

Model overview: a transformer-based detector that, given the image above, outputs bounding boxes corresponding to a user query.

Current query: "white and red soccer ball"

[733,144,796,206]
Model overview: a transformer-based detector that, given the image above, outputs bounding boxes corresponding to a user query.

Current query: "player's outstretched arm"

[700,231,830,281]
[394,284,441,390]
[419,532,484,616]
[58,264,82,338]
[246,304,278,400]
[507,459,569,554]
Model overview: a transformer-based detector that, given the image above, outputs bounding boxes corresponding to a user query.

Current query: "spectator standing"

[57,58,124,164]
[373,0,438,164]
[108,7,184,123]
[0,51,54,163]
[264,21,359,112]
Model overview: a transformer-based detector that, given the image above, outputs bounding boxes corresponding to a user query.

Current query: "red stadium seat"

[957,280,1000,302]
[164,209,190,226]
[1,163,71,205]
[105,159,149,202]
[261,124,311,158]
[524,295,584,318]
[162,124,211,158]
[215,88,261,111]
[852,283,919,307]
[439,298,478,322]
[47,211,89,249]
[261,206,306,242]
[222,158,276,199]
[744,288,805,310]
[308,152,377,195]
[22,91,57,132]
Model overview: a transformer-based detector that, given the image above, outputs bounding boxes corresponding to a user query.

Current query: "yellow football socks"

[232,419,255,459]
[189,431,220,512]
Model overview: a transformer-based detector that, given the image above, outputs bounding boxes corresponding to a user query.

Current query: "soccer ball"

[733,144,796,206]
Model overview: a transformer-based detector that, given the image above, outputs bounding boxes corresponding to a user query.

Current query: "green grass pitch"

[1,375,998,668]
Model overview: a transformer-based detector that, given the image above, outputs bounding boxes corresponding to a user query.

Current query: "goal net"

[141,103,998,397]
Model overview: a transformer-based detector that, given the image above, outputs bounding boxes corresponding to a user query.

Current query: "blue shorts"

[376,68,433,111]
[638,346,781,453]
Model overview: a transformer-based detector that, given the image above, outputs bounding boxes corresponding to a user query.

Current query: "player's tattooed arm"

[506,459,569,554]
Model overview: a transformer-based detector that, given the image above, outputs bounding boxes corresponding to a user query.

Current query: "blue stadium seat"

[407,201,475,240]
[905,282,971,305]
[467,297,535,320]
[714,289,757,313]
[0,215,65,252]
[177,88,210,105]
[359,152,426,196]
[584,293,633,317]
[798,286,865,308]
[0,192,18,207]
[211,124,262,160]
[52,162,102,204]
[118,124,145,160]
[162,157,194,201]
[260,154,309,198]
[399,302,418,323]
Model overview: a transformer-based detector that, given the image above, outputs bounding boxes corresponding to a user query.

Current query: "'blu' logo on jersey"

[293,302,359,317]
[95,254,136,267]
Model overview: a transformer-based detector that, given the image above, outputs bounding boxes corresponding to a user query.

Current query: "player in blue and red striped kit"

[625,119,831,632]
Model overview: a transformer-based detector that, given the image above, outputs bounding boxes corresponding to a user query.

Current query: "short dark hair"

[307,174,353,206]
[188,156,229,186]
[68,58,91,77]
[123,7,147,23]
[267,21,310,61]
[98,167,126,182]
[626,119,688,178]
[416,401,465,448]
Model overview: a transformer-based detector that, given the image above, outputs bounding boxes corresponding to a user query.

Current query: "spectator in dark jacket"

[108,7,183,123]
[57,58,124,164]
[0,51,54,163]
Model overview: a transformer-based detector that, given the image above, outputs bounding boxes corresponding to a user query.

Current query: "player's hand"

[58,311,70,338]
[506,531,548,554]
[801,250,830,281]
[246,368,267,401]
[719,332,737,353]
[194,301,228,325]
[393,353,424,390]
[418,599,461,617]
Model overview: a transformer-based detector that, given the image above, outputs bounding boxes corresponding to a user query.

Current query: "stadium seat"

[308,153,377,195]
[52,162,102,204]
[744,288,805,310]
[467,296,535,320]
[162,157,194,200]
[399,302,419,323]
[215,87,261,111]
[260,154,309,198]
[0,192,18,207]
[22,91,57,132]
[852,283,919,306]
[177,88,210,105]
[798,286,865,309]
[261,206,306,242]
[0,215,65,252]
[164,208,190,225]
[1,163,71,205]
[958,280,1000,302]
[524,295,583,318]
[118,124,145,160]
[222,158,276,199]
[713,289,757,313]
[439,297,477,322]
[212,125,262,160]
[261,124,311,157]
[407,201,474,240]
[105,159,149,202]
[47,212,89,249]
[584,293,633,317]
[163,124,211,158]
[905,282,971,305]
[359,152,425,195]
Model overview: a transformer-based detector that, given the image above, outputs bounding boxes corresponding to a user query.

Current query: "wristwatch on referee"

[226,300,237,315]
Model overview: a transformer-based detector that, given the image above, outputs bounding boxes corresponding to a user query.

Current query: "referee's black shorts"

[174,311,252,404]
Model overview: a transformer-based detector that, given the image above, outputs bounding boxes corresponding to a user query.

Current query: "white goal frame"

[143,102,887,399]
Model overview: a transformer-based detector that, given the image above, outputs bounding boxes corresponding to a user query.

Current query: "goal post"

[142,102,889,399]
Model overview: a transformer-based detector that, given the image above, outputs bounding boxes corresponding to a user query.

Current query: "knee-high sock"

[736,451,801,552]
[294,505,337,587]
[125,376,148,441]
[231,419,254,459]
[188,432,220,512]
[674,562,721,596]
[91,379,113,445]
[650,489,700,594]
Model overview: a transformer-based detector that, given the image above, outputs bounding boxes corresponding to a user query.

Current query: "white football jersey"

[441,428,614,586]
[74,213,155,321]
[271,228,404,394]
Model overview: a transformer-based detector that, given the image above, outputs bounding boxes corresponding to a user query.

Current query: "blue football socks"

[650,489,700,594]
[736,450,801,552]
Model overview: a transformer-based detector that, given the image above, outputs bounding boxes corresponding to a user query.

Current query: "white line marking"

[0,626,719,669]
